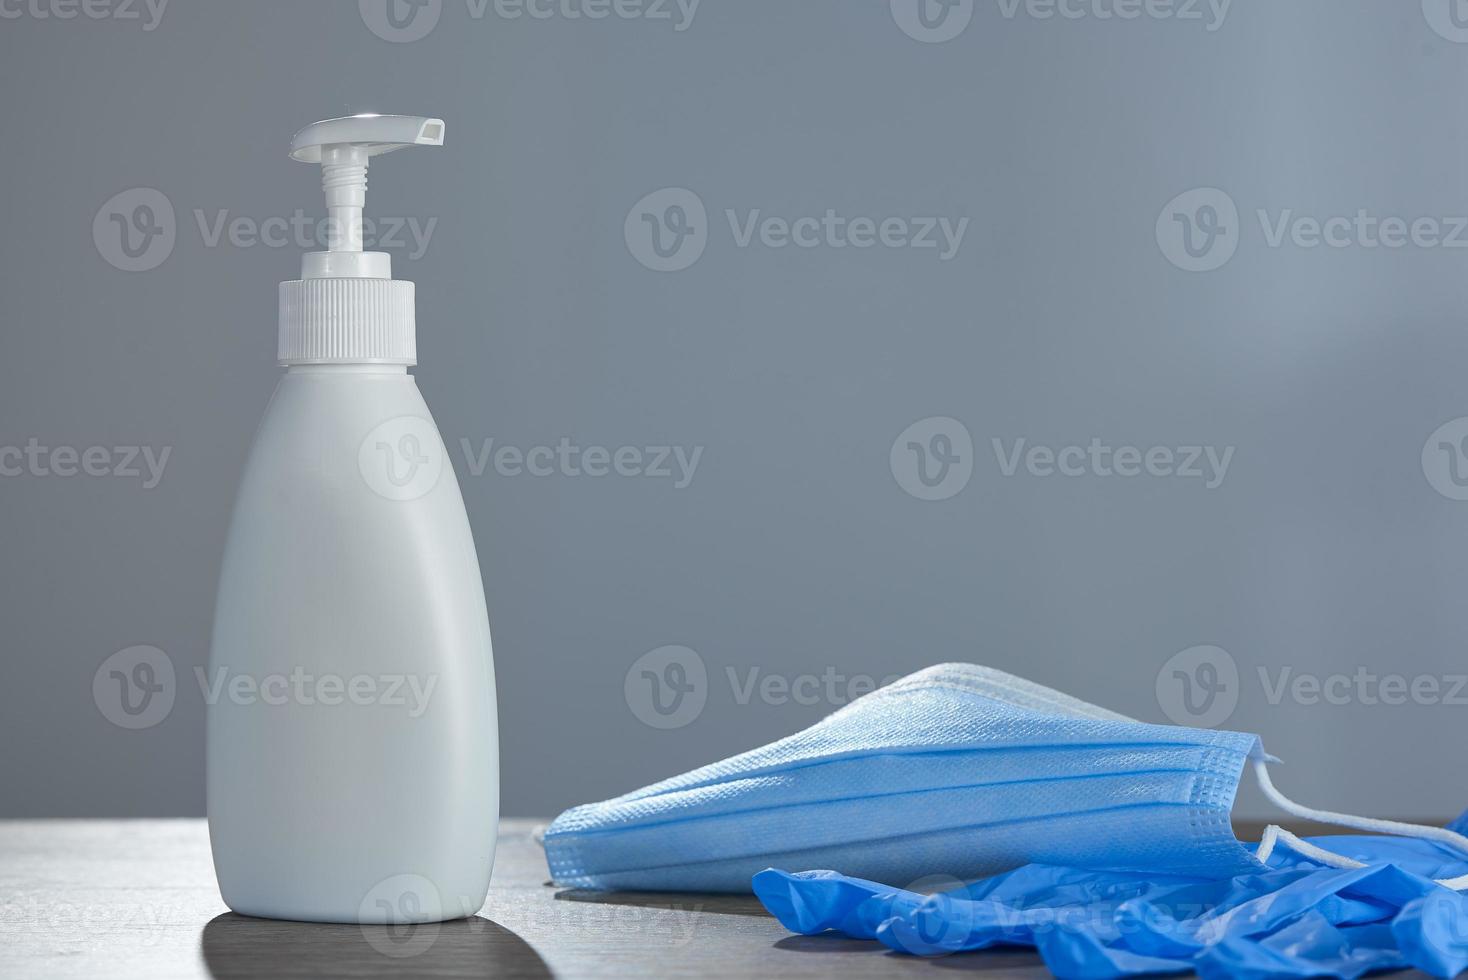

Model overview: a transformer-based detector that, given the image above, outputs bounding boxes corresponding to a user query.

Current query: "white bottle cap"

[278,114,445,365]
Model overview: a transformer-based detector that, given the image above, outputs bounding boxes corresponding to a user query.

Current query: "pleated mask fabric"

[543,663,1276,893]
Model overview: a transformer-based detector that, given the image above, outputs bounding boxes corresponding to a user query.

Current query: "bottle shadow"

[200,911,552,979]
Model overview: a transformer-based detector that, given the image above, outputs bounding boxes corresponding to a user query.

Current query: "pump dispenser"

[208,114,498,924]
[277,114,444,364]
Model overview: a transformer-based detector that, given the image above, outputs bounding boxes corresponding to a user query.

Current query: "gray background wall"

[3,0,1468,822]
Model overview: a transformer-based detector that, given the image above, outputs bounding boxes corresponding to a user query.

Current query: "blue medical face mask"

[544,663,1468,894]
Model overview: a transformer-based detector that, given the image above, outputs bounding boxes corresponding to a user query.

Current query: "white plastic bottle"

[207,115,498,924]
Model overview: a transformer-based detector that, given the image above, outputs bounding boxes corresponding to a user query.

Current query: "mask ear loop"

[1252,759,1468,890]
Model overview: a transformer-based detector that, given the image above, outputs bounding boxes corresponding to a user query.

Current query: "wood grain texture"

[0,819,1432,979]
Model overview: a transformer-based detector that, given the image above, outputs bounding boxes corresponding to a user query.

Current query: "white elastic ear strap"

[1252,759,1468,890]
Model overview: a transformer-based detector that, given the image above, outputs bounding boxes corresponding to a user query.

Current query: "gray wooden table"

[0,819,1434,979]
[0,819,1052,979]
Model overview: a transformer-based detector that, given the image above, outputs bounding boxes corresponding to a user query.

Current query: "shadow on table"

[775,934,1050,973]
[200,911,552,978]
[553,886,770,918]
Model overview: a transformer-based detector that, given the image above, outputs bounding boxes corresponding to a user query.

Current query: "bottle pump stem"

[288,114,445,279]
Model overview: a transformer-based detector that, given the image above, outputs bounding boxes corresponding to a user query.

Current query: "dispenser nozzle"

[288,114,445,276]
